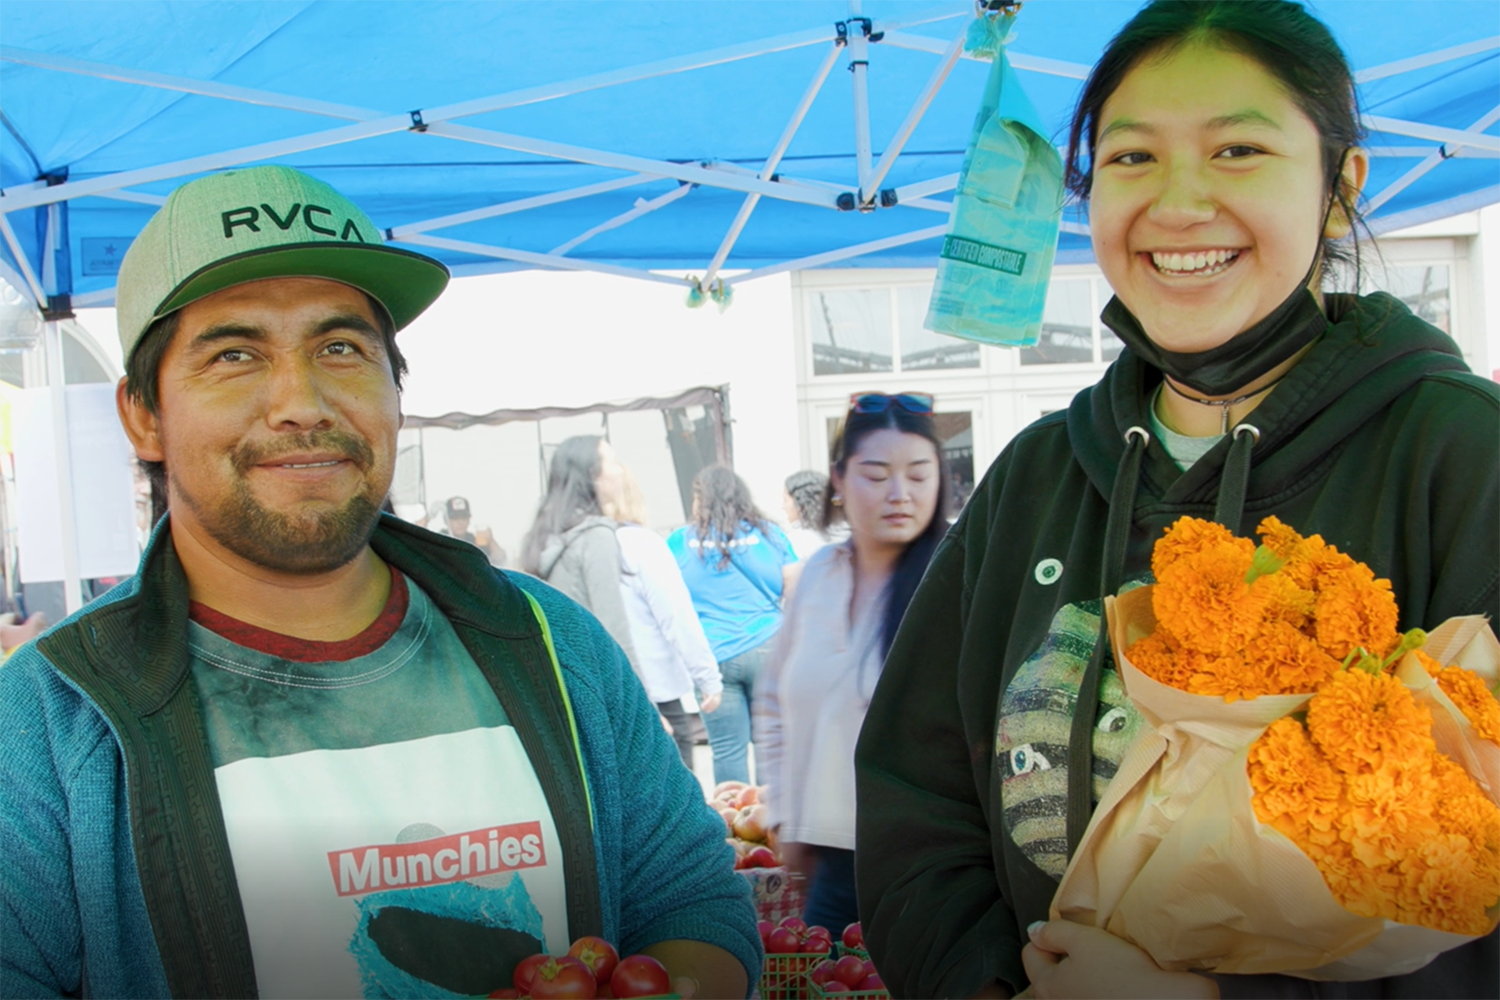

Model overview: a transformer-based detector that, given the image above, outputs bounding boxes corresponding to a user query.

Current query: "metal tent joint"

[408,109,427,131]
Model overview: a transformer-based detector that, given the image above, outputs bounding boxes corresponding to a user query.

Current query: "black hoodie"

[854,293,1499,999]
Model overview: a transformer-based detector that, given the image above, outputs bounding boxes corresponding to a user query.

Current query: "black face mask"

[1100,283,1329,396]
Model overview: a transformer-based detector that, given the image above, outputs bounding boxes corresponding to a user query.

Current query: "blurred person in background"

[669,466,797,785]
[756,392,948,931]
[521,436,638,668]
[441,495,506,567]
[600,463,723,767]
[781,470,834,561]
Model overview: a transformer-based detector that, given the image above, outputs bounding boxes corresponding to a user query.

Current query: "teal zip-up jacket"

[1,515,760,998]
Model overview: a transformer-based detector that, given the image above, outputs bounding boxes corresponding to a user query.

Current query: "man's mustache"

[231,431,375,475]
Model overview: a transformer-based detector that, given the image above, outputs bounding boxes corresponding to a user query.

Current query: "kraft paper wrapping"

[1050,588,1500,980]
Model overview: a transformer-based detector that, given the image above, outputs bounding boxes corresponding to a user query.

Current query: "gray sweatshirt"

[538,516,638,668]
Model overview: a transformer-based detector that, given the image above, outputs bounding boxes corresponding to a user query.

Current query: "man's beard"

[173,430,386,574]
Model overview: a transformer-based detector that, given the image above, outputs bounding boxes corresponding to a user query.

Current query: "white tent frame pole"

[43,319,83,615]
[0,46,379,120]
[862,18,969,204]
[550,182,694,255]
[70,288,115,307]
[1366,105,1500,212]
[727,223,947,284]
[893,173,959,201]
[1364,115,1500,153]
[879,31,1092,79]
[702,41,843,287]
[848,1,875,195]
[92,190,168,206]
[0,118,408,212]
[389,173,663,238]
[0,214,46,303]
[1370,146,1500,159]
[393,232,694,285]
[1355,36,1500,83]
[424,123,843,207]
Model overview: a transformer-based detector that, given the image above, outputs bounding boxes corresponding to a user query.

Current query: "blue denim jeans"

[802,846,859,932]
[701,638,773,785]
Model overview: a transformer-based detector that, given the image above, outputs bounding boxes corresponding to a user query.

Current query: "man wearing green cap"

[0,166,759,1000]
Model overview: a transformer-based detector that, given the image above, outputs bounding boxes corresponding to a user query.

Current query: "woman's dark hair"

[1064,0,1367,287]
[784,470,829,531]
[823,405,951,657]
[691,465,773,569]
[521,435,604,574]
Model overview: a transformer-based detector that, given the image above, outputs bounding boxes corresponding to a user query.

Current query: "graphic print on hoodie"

[996,598,1147,878]
[188,572,569,999]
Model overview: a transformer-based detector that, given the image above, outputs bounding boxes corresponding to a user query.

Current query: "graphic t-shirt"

[188,569,569,999]
[667,521,795,662]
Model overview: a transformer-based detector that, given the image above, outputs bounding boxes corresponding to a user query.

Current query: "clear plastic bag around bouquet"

[1050,587,1499,980]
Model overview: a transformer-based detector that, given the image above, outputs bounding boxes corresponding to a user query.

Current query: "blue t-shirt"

[667,522,796,662]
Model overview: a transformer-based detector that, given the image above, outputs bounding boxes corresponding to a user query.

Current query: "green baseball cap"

[115,165,449,359]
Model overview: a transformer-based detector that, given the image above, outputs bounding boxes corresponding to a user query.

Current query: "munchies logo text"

[327,821,546,897]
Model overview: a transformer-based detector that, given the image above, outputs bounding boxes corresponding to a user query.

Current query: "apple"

[745,845,778,869]
[732,804,769,842]
[734,785,760,808]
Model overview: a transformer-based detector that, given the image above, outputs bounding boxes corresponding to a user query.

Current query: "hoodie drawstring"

[1213,423,1261,535]
[1066,425,1150,857]
[1064,421,1262,857]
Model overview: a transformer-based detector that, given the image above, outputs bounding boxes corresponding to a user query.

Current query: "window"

[898,286,980,371]
[1372,264,1450,334]
[810,289,893,375]
[1021,276,1121,366]
[809,285,979,377]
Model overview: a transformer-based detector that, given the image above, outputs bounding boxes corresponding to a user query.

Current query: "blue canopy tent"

[1,0,1496,321]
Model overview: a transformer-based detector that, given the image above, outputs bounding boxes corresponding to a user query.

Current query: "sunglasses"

[848,391,935,415]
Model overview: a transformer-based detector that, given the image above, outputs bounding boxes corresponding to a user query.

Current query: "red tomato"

[566,936,620,986]
[808,960,838,987]
[609,955,672,999]
[766,927,803,954]
[531,956,597,1000]
[799,935,831,955]
[858,973,885,991]
[488,990,521,999]
[756,920,776,950]
[821,982,849,994]
[833,955,868,988]
[841,922,864,949]
[778,917,808,935]
[514,953,550,993]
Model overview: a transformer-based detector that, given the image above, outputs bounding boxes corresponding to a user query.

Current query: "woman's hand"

[698,691,722,714]
[1021,921,1219,1000]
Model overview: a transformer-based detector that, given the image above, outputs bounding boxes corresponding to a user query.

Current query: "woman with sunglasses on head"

[756,392,950,931]
[669,466,799,786]
[854,3,1498,999]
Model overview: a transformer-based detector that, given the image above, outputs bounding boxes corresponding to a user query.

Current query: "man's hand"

[1021,920,1219,1000]
[699,691,723,714]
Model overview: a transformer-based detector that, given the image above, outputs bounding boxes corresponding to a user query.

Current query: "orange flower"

[1305,669,1435,774]
[1312,562,1401,662]
[1151,516,1251,580]
[1242,620,1341,694]
[1435,665,1500,745]
[1249,717,1342,840]
[1152,542,1265,658]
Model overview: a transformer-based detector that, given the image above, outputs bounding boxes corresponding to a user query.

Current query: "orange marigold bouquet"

[1051,516,1499,980]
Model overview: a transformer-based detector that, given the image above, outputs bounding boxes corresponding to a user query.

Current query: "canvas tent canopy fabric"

[0,0,1496,320]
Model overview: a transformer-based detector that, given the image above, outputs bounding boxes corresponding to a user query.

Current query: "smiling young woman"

[853,3,1499,999]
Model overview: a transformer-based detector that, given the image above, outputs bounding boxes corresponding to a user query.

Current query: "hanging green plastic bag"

[925,7,1064,347]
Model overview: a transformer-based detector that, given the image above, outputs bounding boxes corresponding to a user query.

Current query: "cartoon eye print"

[1097,707,1129,733]
[1009,743,1053,777]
